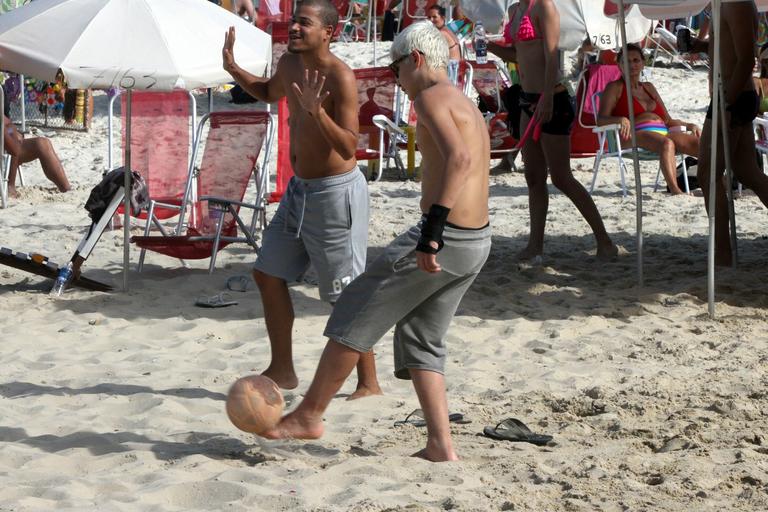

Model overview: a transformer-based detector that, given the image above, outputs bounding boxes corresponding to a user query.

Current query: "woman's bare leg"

[634,131,683,194]
[697,119,732,266]
[19,138,70,192]
[542,132,617,258]
[518,112,549,260]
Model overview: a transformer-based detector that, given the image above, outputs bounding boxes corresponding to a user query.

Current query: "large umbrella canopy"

[0,0,271,90]
[631,0,768,18]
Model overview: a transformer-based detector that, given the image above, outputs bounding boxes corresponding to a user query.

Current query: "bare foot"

[261,367,299,390]
[516,245,542,262]
[259,410,324,440]
[8,186,20,199]
[596,242,619,261]
[346,383,383,401]
[411,446,459,462]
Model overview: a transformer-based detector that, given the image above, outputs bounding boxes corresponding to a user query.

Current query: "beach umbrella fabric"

[0,0,271,89]
[0,0,271,290]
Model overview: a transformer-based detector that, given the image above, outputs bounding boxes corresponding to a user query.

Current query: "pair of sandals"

[394,409,553,446]
[194,275,253,308]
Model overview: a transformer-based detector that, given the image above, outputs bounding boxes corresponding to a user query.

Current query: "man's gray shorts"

[324,219,491,379]
[254,167,368,302]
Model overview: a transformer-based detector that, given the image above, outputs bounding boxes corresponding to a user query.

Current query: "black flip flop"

[482,418,552,446]
[394,408,471,427]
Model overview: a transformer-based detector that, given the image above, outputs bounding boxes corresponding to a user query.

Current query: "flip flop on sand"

[195,292,238,308]
[393,408,471,427]
[482,418,552,446]
[226,275,251,292]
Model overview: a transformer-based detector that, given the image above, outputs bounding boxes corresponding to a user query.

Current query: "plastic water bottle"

[675,25,692,53]
[474,21,488,64]
[50,262,73,297]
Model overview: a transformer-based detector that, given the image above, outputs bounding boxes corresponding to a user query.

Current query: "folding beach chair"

[332,0,368,42]
[265,21,293,203]
[0,153,12,209]
[132,111,272,273]
[106,90,197,225]
[647,22,708,72]
[398,0,437,31]
[753,115,768,174]
[256,0,292,29]
[354,66,406,181]
[0,119,27,208]
[464,60,519,167]
[371,62,476,179]
[572,63,611,160]
[589,89,691,198]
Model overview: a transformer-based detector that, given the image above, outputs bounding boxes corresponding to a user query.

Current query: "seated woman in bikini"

[597,43,700,195]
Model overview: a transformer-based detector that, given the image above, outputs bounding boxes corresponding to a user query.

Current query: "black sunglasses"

[388,51,424,78]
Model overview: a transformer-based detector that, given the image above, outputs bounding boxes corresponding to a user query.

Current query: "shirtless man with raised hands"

[223,0,381,399]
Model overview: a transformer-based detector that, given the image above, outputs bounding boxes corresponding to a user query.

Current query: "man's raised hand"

[292,69,331,116]
[223,26,237,74]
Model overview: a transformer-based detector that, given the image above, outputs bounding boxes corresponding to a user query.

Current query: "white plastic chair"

[590,91,689,197]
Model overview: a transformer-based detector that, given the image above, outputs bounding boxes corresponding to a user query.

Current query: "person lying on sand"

[597,43,701,196]
[260,21,492,463]
[3,115,70,198]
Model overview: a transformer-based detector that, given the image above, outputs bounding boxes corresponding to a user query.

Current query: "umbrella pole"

[20,74,26,133]
[708,0,722,319]
[123,89,132,292]
[373,0,377,67]
[618,0,643,289]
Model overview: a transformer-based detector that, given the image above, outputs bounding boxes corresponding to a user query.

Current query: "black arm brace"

[416,204,451,254]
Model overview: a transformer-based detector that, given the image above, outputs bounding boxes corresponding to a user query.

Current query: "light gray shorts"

[254,167,369,302]
[324,218,491,379]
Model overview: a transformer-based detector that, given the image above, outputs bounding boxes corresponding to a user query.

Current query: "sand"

[1,42,768,511]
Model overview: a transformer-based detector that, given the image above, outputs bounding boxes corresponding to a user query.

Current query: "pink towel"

[582,64,622,115]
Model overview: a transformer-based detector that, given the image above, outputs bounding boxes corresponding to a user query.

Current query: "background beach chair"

[355,66,406,181]
[397,0,437,31]
[753,116,768,175]
[107,90,197,225]
[572,63,613,160]
[332,0,368,42]
[590,90,691,198]
[132,111,272,273]
[464,60,519,168]
[267,21,292,204]
[0,121,26,207]
[371,62,476,179]
[647,22,708,71]
[0,153,14,208]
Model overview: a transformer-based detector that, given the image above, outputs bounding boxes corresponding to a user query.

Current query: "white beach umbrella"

[582,2,652,50]
[0,0,272,290]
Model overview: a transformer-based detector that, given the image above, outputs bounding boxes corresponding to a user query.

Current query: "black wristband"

[417,204,450,254]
